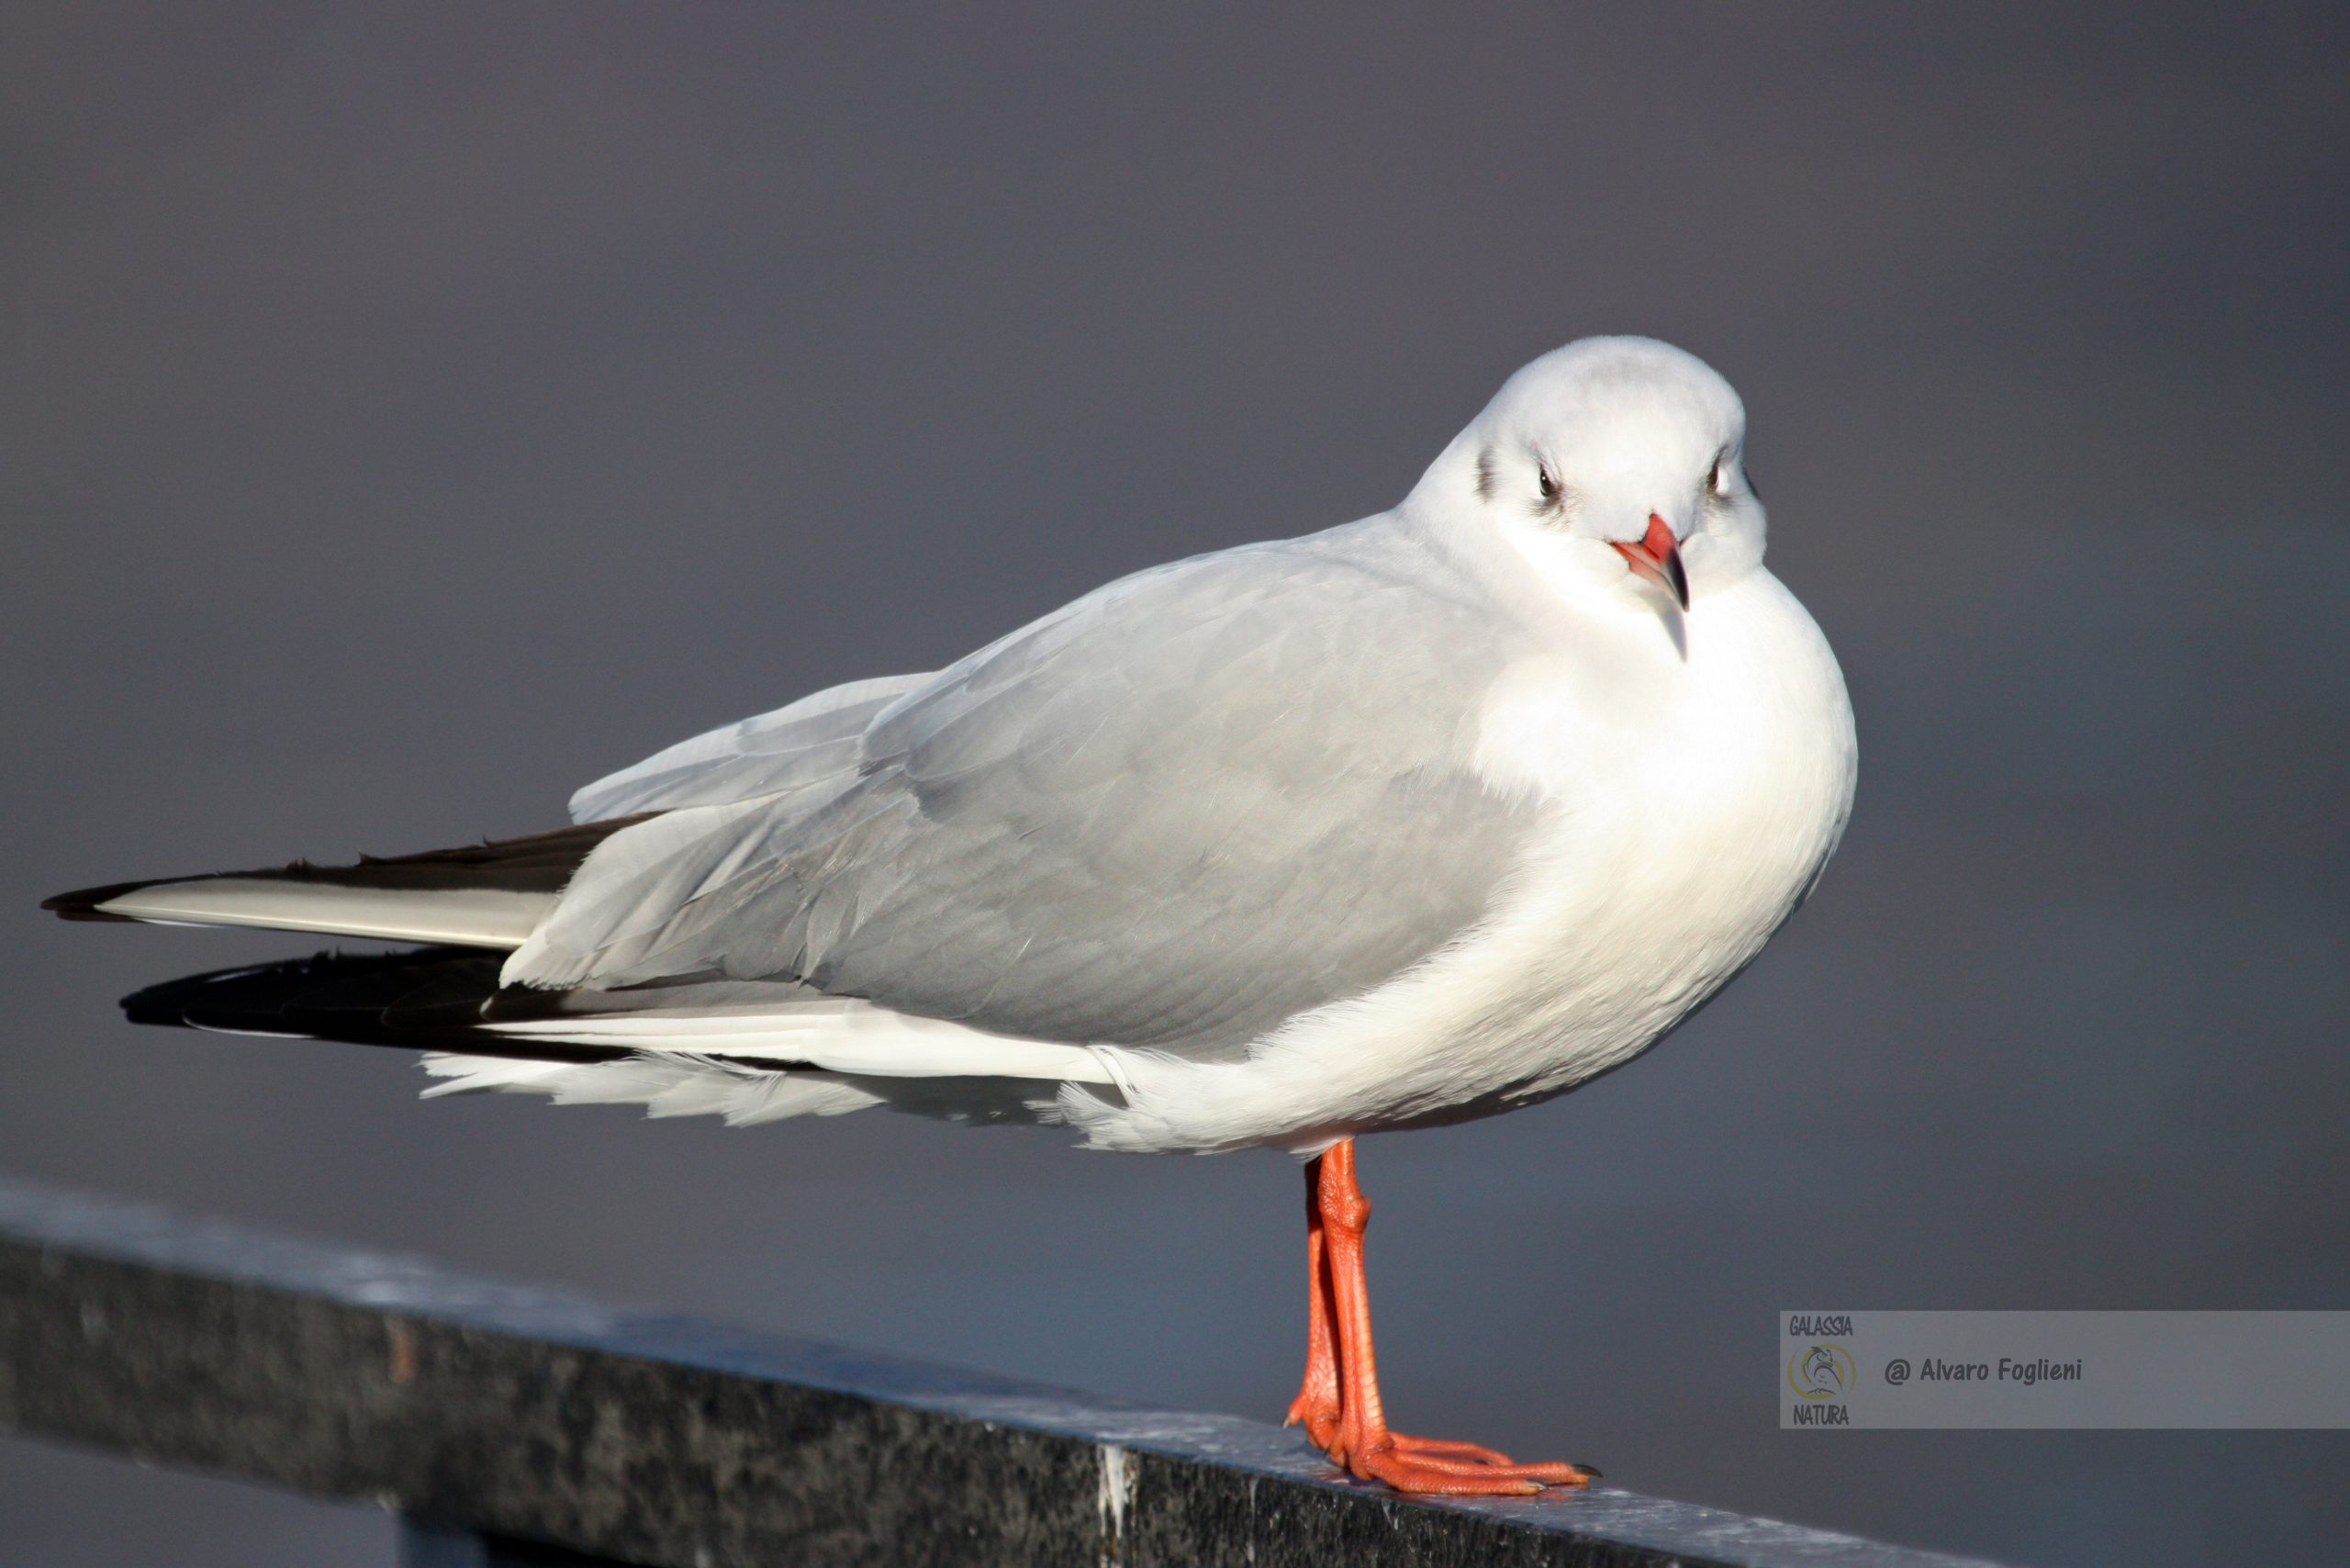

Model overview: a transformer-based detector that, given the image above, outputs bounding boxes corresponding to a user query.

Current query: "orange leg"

[1284,1138,1595,1496]
[1286,1157,1483,1461]
[1288,1148,1452,1462]
[1282,1158,1344,1450]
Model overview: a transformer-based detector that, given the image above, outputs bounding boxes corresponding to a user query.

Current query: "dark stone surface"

[400,1520,632,1567]
[0,1177,1998,1568]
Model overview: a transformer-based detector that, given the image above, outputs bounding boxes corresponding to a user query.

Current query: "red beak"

[1611,514,1689,610]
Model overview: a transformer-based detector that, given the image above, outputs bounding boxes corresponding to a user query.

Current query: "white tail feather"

[480,1000,1120,1083]
[95,881,551,948]
[420,1053,889,1123]
[418,1056,575,1097]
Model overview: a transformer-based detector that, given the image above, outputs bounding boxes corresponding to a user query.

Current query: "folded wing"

[568,672,934,822]
[509,521,1544,1058]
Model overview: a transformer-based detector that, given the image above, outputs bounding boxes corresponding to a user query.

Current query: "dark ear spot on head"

[1474,445,1496,501]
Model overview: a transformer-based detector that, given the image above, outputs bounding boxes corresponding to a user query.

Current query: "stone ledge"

[0,1177,1998,1568]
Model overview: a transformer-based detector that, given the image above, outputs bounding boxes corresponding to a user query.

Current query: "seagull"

[45,336,1857,1495]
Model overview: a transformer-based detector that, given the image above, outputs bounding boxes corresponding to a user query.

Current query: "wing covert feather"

[568,673,934,822]
[516,521,1543,1054]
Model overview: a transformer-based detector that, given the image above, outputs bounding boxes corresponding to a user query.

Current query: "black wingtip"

[44,815,660,929]
[40,879,157,923]
[109,947,643,1067]
[117,948,487,1035]
[119,968,228,1025]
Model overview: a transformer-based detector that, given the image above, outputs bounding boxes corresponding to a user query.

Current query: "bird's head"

[1419,337,1766,616]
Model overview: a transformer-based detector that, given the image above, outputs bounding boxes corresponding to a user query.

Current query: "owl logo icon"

[1788,1342,1855,1401]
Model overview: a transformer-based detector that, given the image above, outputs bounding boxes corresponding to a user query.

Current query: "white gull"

[50,335,1857,1493]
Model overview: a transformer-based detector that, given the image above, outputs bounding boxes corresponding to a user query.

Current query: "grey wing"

[567,672,934,821]
[513,521,1542,1056]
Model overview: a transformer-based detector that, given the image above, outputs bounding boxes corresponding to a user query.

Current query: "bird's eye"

[1537,467,1558,501]
[1708,460,1727,495]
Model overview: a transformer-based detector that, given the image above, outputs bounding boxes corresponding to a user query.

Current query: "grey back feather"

[569,673,934,822]
[516,518,1544,1056]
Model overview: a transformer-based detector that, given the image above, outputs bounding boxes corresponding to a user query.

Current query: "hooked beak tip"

[1611,513,1689,610]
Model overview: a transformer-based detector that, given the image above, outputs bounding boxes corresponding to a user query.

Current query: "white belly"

[1073,566,1857,1154]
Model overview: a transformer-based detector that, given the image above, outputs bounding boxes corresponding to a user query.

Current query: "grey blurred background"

[3,5,2345,1565]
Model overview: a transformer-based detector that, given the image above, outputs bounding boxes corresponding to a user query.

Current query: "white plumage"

[66,337,1856,1159]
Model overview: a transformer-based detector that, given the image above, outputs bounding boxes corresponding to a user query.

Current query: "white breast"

[1072,566,1856,1155]
[1452,566,1858,1086]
